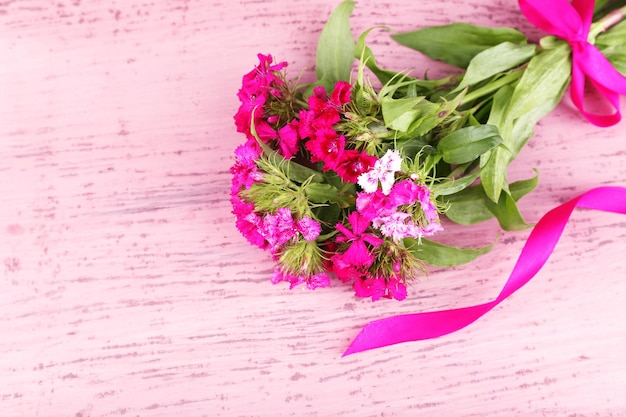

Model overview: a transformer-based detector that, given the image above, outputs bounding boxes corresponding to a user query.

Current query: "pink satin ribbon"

[519,0,626,126]
[344,187,626,356]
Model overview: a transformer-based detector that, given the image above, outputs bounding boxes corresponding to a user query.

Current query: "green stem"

[589,5,626,42]
[461,71,523,106]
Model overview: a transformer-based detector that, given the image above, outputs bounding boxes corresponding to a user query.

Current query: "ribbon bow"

[519,0,626,126]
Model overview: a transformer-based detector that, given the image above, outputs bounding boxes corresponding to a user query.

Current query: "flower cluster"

[230,54,444,301]
[230,0,626,301]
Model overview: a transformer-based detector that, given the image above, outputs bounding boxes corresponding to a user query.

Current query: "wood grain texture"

[2,1,625,416]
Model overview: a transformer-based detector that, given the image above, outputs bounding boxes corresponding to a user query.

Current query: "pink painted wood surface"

[2,1,626,416]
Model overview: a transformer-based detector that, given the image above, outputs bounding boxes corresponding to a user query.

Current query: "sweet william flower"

[353,277,386,300]
[297,217,321,242]
[305,130,346,170]
[230,144,262,193]
[335,150,377,183]
[335,212,383,268]
[240,53,287,96]
[329,80,352,107]
[277,120,300,159]
[272,270,331,290]
[353,277,407,301]
[376,212,416,241]
[357,149,402,195]
[356,189,395,221]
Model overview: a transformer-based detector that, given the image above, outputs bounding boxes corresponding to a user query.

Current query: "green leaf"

[595,19,626,46]
[391,23,527,68]
[480,147,511,203]
[457,42,536,90]
[406,238,492,267]
[509,170,539,201]
[355,27,457,93]
[507,43,571,121]
[355,27,402,86]
[479,85,514,202]
[437,125,503,164]
[444,172,538,225]
[473,43,569,202]
[431,169,480,196]
[444,185,494,225]
[381,87,466,139]
[304,183,354,208]
[484,190,532,231]
[382,96,429,132]
[316,0,356,84]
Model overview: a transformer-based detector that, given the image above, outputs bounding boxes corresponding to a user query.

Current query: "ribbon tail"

[343,187,626,356]
[343,302,494,356]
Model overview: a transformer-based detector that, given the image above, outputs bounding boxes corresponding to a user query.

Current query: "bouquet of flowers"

[230,0,626,302]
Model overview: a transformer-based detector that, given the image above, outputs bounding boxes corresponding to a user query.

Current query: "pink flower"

[356,189,395,221]
[335,212,383,268]
[335,150,377,183]
[330,256,364,283]
[240,54,287,96]
[416,186,439,222]
[305,131,345,170]
[230,144,262,193]
[353,277,407,301]
[259,208,298,253]
[418,221,444,239]
[235,54,287,143]
[234,92,268,141]
[376,212,416,241]
[329,81,352,107]
[297,217,321,241]
[385,278,407,301]
[277,120,300,159]
[235,210,267,249]
[272,270,330,290]
[353,277,386,300]
[308,85,332,114]
[306,273,331,290]
[389,179,421,206]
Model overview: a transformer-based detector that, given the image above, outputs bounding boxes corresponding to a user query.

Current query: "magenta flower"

[272,270,330,290]
[230,144,262,193]
[389,179,421,206]
[277,120,300,159]
[330,255,364,283]
[335,150,377,183]
[335,212,383,268]
[353,277,407,301]
[235,211,267,249]
[417,186,439,222]
[329,81,352,107]
[376,212,416,241]
[297,217,321,241]
[353,277,386,300]
[356,189,395,221]
[240,54,287,96]
[306,273,331,290]
[385,278,408,301]
[305,131,345,170]
[259,208,298,253]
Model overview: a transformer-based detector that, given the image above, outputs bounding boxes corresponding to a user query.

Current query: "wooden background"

[2,1,625,416]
